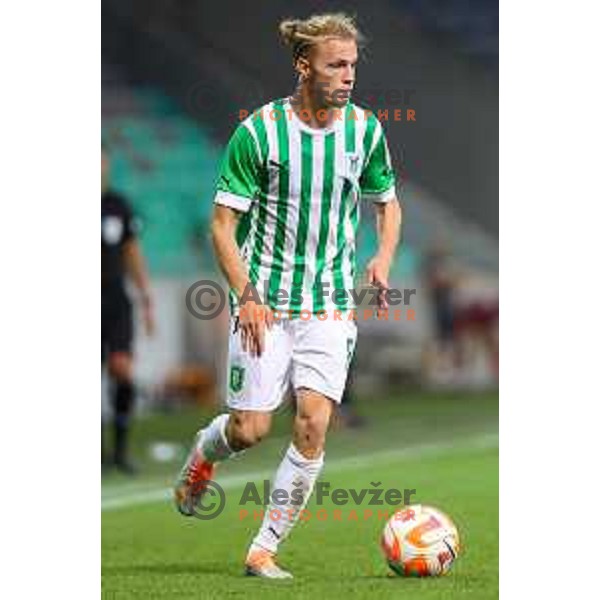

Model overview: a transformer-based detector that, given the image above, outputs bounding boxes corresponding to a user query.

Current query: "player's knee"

[229,424,262,449]
[294,412,328,451]
[108,353,132,382]
[228,413,270,449]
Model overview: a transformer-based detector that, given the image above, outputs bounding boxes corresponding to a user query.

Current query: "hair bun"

[278,14,362,57]
[279,19,302,47]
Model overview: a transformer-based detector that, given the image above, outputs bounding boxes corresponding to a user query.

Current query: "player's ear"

[295,56,310,81]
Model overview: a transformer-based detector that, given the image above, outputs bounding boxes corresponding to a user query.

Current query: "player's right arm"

[211,123,273,357]
[359,117,402,309]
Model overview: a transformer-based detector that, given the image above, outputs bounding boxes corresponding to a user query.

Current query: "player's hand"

[365,255,391,310]
[239,299,274,358]
[142,297,156,337]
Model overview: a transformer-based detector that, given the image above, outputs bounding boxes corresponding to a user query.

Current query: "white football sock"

[198,413,237,463]
[251,443,324,554]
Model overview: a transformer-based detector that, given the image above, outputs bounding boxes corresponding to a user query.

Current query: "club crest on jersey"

[229,365,245,394]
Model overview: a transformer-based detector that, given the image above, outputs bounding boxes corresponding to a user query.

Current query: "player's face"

[304,38,358,108]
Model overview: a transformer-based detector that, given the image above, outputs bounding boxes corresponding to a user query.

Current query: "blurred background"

[101,0,498,474]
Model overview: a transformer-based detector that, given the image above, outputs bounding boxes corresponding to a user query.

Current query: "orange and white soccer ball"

[381,504,461,577]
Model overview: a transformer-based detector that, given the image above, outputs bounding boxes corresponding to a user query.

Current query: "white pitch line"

[102,479,177,500]
[101,432,498,512]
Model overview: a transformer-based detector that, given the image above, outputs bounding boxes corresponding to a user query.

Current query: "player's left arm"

[122,207,155,336]
[359,122,403,309]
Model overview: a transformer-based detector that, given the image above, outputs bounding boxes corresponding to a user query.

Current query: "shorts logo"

[230,365,245,394]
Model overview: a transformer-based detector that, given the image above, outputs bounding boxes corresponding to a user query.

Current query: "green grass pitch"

[102,390,498,599]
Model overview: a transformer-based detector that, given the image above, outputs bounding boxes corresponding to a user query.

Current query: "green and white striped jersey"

[214,97,397,316]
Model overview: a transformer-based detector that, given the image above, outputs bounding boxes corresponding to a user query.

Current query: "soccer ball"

[381,504,460,577]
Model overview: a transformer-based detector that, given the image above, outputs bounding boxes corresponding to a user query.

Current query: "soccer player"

[174,13,402,577]
[102,145,155,474]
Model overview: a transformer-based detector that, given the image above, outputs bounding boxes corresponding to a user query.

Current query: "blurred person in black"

[102,144,155,474]
[422,242,459,382]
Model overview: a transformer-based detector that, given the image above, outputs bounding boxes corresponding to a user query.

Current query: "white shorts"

[226,316,358,412]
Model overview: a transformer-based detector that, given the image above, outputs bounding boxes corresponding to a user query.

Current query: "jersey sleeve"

[214,123,263,213]
[359,121,397,203]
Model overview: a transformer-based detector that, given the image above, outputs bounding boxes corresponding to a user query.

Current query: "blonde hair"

[279,13,363,62]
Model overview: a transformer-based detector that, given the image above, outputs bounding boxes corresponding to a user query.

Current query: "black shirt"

[102,190,136,294]
[422,252,454,309]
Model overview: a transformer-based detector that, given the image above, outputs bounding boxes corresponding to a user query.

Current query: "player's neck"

[290,85,337,130]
